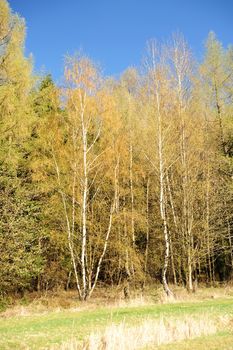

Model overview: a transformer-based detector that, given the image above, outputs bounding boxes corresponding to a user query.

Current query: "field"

[0,287,233,349]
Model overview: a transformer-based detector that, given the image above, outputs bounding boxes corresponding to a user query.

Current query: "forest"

[0,0,233,303]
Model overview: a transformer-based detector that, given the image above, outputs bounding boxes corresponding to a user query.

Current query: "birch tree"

[50,55,118,300]
[144,41,176,296]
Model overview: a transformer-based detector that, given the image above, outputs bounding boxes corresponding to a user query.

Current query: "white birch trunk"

[52,149,82,299]
[80,101,88,300]
[156,90,173,297]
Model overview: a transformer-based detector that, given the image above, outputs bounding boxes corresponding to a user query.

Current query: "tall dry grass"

[2,284,233,318]
[52,314,223,350]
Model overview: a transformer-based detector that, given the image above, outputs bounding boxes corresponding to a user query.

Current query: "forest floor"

[0,285,233,349]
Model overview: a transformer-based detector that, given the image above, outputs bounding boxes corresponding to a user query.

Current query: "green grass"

[0,298,233,349]
[156,331,233,350]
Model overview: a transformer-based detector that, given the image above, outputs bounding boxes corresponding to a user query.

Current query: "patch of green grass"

[0,298,233,349]
[156,330,233,350]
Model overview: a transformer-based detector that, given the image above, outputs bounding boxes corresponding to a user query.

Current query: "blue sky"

[8,0,233,81]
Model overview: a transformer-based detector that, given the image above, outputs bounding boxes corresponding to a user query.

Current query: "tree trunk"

[144,177,150,288]
[156,90,173,297]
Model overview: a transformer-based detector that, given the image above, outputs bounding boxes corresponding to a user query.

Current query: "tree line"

[0,0,232,300]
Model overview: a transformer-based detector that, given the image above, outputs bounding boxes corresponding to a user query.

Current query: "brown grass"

[49,314,229,350]
[2,283,233,319]
[153,283,233,304]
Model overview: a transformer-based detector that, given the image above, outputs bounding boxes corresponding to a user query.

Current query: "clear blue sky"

[8,0,233,81]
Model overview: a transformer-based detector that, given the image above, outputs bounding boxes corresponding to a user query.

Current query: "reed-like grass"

[53,314,227,350]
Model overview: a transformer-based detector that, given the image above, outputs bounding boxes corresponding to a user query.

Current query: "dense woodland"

[0,0,233,301]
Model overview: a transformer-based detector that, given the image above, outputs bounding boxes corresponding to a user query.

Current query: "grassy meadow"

[0,286,233,349]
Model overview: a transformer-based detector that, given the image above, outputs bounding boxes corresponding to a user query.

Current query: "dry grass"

[2,283,233,319]
[153,283,233,304]
[50,314,228,350]
[0,287,152,319]
[0,291,82,318]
